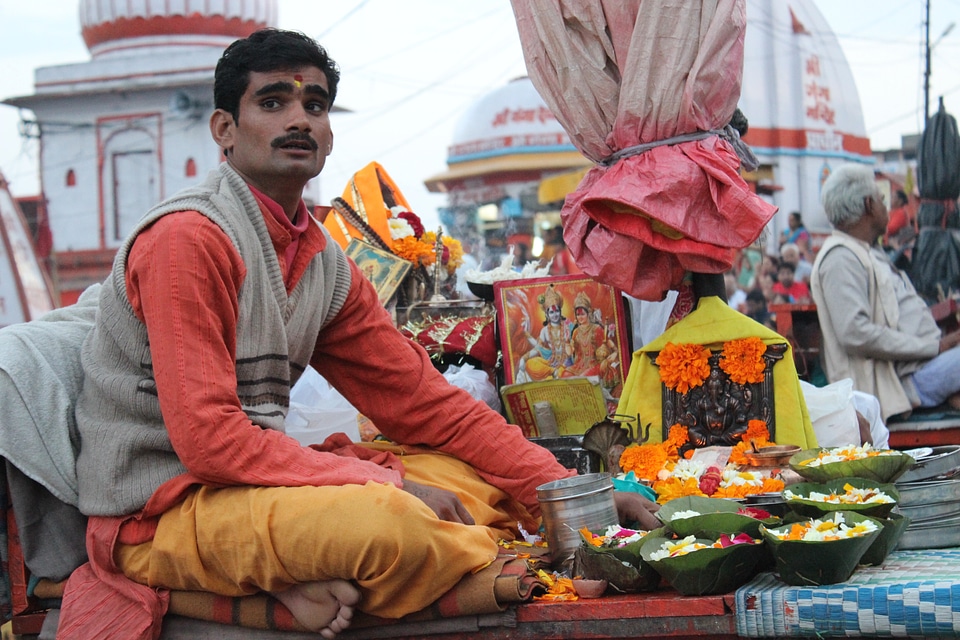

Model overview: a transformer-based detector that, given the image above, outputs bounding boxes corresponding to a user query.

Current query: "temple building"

[3,0,280,305]
[424,76,591,263]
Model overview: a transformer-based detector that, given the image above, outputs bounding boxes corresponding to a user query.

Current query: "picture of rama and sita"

[496,275,630,401]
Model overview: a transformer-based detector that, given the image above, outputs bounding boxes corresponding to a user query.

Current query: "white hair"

[821,164,877,228]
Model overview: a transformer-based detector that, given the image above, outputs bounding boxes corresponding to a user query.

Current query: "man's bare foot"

[273,579,360,639]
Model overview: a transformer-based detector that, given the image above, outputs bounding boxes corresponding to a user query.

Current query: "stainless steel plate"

[899,513,960,549]
[900,499,960,522]
[897,445,960,483]
[896,475,960,506]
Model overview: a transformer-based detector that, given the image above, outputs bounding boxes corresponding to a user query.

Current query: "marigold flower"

[619,444,668,481]
[745,419,770,442]
[442,236,464,273]
[664,424,689,455]
[652,476,705,504]
[392,235,436,266]
[656,342,711,394]
[719,337,767,385]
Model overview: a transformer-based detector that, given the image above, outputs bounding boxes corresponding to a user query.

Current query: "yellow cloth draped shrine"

[616,296,818,448]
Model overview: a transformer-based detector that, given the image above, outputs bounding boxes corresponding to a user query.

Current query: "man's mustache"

[271,133,319,150]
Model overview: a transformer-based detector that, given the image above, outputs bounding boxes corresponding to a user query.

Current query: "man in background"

[811,164,960,421]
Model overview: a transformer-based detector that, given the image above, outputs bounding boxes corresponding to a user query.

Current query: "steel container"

[537,473,619,567]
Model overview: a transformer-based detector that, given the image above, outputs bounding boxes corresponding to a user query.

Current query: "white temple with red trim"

[741,0,873,238]
[3,0,278,306]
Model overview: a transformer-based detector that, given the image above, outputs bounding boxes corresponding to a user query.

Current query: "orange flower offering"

[796,444,902,467]
[719,337,767,385]
[728,420,775,466]
[765,513,879,541]
[387,207,464,275]
[656,342,711,393]
[533,570,579,601]
[619,443,669,480]
[618,423,784,504]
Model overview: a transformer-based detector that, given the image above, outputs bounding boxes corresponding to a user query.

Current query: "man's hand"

[401,479,475,525]
[940,329,960,354]
[613,491,661,531]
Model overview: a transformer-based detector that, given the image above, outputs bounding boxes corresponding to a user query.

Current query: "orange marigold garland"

[719,337,767,385]
[663,424,689,457]
[656,342,711,394]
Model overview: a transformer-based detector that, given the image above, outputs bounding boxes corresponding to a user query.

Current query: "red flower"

[397,211,424,238]
[717,533,756,548]
[736,506,772,520]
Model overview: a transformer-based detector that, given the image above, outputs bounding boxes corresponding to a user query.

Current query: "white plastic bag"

[284,367,360,445]
[443,364,502,412]
[800,379,859,447]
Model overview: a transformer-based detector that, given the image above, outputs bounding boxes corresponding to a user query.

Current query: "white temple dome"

[447,76,574,164]
[79,0,277,58]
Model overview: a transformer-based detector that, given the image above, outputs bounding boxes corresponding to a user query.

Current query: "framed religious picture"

[494,274,631,410]
[345,238,412,306]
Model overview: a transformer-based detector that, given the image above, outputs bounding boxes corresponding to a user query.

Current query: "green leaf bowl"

[859,512,911,567]
[760,511,882,585]
[657,495,781,538]
[783,477,900,519]
[788,448,915,484]
[574,526,662,593]
[639,533,765,596]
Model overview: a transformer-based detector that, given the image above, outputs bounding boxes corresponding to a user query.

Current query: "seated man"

[771,261,811,304]
[779,242,812,283]
[58,28,658,639]
[810,164,960,422]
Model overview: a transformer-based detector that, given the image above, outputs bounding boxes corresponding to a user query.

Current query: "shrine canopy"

[510,0,776,301]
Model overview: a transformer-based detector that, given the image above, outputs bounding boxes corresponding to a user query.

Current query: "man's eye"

[307,101,329,114]
[261,98,281,109]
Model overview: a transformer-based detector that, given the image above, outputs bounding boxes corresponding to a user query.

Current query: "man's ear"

[210,109,235,156]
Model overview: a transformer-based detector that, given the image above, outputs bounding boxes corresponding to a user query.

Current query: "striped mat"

[735,549,960,637]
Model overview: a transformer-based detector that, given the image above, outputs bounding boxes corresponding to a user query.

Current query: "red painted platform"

[339,591,738,640]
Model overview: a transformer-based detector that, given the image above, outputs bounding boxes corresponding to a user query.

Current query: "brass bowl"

[744,444,802,467]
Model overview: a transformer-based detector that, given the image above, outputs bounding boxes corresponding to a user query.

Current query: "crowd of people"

[724,238,814,330]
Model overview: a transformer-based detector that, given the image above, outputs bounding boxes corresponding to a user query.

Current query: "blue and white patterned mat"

[736,549,960,637]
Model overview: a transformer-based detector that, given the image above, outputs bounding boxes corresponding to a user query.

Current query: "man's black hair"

[214,28,340,124]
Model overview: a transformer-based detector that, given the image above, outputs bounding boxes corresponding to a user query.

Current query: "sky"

[0,0,958,231]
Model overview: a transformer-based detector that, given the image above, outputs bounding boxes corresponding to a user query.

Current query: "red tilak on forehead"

[294,74,303,88]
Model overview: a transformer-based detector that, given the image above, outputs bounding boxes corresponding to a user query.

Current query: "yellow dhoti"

[115,446,531,619]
